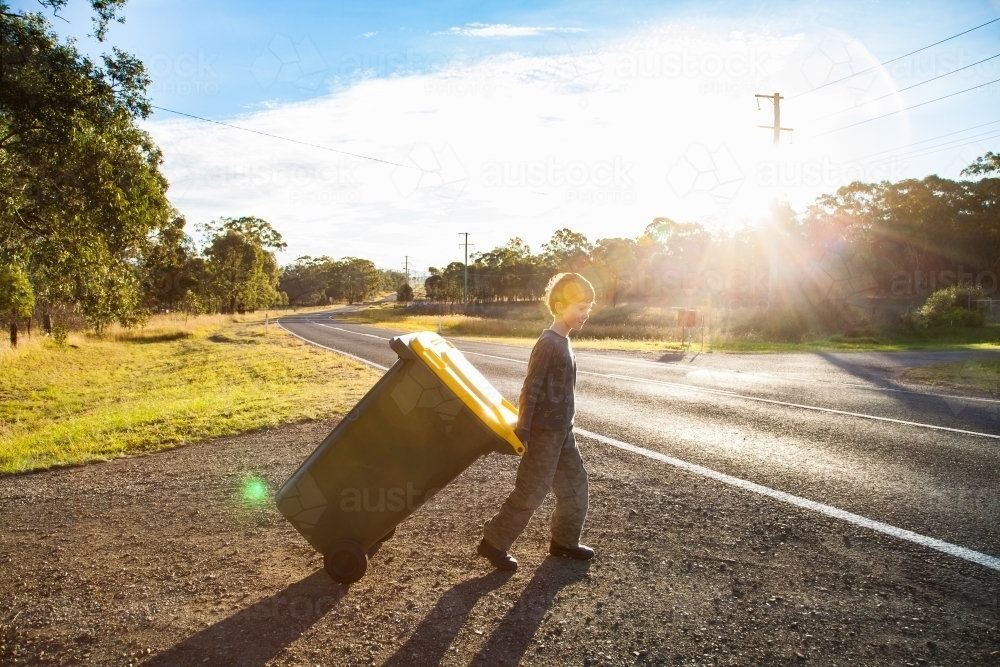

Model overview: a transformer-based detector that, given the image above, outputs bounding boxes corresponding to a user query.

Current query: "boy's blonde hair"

[544,273,595,316]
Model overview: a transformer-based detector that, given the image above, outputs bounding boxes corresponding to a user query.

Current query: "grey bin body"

[275,333,517,583]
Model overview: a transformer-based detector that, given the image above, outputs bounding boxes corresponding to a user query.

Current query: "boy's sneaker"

[477,538,518,571]
[549,540,595,560]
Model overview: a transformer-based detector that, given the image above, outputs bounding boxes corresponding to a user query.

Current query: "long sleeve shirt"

[515,329,577,442]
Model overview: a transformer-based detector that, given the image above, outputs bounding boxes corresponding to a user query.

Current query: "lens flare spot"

[242,477,269,504]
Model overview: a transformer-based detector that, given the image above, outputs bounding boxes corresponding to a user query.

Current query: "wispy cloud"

[362,31,377,38]
[148,27,918,269]
[444,23,584,38]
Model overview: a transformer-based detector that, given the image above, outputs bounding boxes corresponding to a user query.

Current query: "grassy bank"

[901,359,1000,393]
[333,303,1000,353]
[0,312,379,474]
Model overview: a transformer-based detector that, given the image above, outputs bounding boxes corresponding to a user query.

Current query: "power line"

[850,131,1000,168]
[854,128,1000,164]
[813,52,1000,121]
[858,135,1000,169]
[847,118,1000,161]
[151,105,417,170]
[809,76,1000,138]
[791,17,1000,98]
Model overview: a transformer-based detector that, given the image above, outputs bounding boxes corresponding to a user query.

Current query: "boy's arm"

[514,341,555,446]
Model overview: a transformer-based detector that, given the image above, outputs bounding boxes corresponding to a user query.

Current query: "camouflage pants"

[483,428,588,552]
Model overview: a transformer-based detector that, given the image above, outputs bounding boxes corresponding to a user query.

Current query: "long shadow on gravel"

[382,569,514,666]
[469,557,591,667]
[146,570,347,667]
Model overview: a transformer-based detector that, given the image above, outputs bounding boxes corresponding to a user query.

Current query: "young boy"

[477,273,596,571]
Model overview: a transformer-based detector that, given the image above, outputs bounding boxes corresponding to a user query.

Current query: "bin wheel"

[324,540,368,584]
[377,527,396,543]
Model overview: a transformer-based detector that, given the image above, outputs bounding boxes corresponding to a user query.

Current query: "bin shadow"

[657,352,685,364]
[469,557,591,667]
[382,569,514,667]
[146,570,347,667]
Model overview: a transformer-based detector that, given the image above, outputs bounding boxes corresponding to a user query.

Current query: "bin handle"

[443,348,513,427]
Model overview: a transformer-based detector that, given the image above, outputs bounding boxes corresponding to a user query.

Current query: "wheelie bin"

[275,331,524,584]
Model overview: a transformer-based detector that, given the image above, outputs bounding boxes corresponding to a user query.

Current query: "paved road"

[280,309,1000,569]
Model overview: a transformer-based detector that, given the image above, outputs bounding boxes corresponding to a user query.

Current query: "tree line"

[420,154,1000,310]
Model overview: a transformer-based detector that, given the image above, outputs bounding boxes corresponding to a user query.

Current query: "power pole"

[755,92,792,309]
[403,256,410,285]
[458,233,471,306]
[755,92,793,145]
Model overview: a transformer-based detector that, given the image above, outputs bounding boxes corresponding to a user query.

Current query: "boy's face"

[556,299,593,331]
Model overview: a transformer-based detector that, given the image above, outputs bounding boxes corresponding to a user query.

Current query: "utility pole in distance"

[755,92,792,308]
[755,92,793,145]
[458,233,471,306]
[403,256,410,285]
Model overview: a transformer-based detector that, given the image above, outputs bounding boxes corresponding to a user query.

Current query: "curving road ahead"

[279,308,1000,572]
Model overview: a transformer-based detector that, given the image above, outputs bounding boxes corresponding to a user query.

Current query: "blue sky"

[15,0,1000,271]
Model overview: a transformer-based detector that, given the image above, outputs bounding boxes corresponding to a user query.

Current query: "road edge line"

[276,321,390,371]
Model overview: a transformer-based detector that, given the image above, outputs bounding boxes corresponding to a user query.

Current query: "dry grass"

[0,311,380,474]
[332,302,1000,353]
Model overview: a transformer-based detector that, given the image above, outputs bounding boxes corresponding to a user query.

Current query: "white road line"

[277,321,389,371]
[573,353,1000,406]
[600,373,1000,440]
[323,325,389,339]
[575,428,1000,573]
[460,350,1000,440]
[275,321,1000,573]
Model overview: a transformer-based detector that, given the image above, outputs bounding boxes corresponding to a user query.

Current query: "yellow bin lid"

[400,332,524,456]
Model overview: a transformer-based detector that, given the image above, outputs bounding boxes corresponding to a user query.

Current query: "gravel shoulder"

[2,419,999,666]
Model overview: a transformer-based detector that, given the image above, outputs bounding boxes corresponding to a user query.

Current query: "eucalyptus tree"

[1,0,172,331]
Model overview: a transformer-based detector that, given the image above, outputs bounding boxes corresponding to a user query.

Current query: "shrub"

[52,323,68,346]
[913,283,988,328]
[936,306,982,328]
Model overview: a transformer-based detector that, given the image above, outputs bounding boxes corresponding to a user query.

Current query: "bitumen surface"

[279,310,1000,568]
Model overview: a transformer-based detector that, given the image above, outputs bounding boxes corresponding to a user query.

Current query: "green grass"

[901,359,1000,394]
[0,312,379,474]
[333,304,1000,353]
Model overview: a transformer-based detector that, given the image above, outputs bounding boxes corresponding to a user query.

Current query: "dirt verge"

[2,419,998,666]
